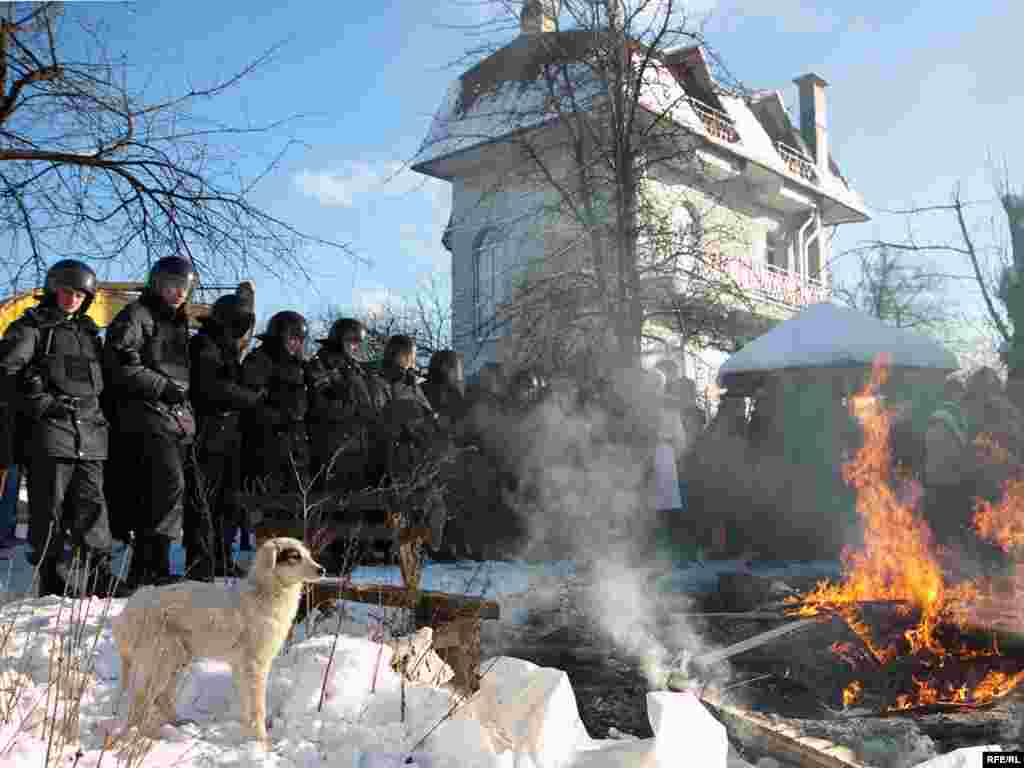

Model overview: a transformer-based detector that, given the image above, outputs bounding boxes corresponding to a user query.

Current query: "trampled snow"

[0,541,957,768]
[0,586,733,768]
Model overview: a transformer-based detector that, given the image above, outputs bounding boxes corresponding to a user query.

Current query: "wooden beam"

[701,693,870,768]
[307,579,500,620]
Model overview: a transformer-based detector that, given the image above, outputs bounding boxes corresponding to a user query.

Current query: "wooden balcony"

[776,141,819,185]
[722,257,829,308]
[687,96,740,144]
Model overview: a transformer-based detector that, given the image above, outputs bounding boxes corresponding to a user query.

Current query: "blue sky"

[81,0,1019,341]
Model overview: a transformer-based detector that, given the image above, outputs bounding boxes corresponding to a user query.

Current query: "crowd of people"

[0,256,472,597]
[11,253,1013,598]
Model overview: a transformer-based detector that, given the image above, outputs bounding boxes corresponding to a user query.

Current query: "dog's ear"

[255,539,279,573]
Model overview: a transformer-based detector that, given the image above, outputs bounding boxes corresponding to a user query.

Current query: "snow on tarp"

[717,302,959,384]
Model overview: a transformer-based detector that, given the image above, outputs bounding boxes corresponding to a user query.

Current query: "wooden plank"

[701,693,870,768]
[308,579,501,620]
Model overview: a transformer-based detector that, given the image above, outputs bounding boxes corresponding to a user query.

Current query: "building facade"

[413,2,870,387]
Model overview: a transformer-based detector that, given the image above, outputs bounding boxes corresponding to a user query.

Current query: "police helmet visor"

[153,271,195,295]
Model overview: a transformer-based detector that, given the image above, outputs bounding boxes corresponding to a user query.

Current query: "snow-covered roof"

[413,35,868,224]
[717,302,959,384]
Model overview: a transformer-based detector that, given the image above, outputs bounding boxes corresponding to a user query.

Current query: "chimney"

[521,0,559,34]
[793,73,829,174]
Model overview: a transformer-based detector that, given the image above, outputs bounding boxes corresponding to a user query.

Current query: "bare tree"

[420,0,757,376]
[316,274,453,368]
[0,2,353,290]
[845,179,1019,386]
[833,245,951,333]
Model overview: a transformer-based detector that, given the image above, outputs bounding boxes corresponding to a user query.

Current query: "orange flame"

[973,475,1024,553]
[789,354,1024,710]
[842,680,862,708]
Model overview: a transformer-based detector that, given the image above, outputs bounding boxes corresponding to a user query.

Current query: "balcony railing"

[687,96,740,144]
[722,257,829,308]
[776,141,819,185]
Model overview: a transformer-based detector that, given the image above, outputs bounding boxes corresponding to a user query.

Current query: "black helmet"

[44,259,97,314]
[208,294,256,340]
[427,350,464,389]
[147,255,196,297]
[317,318,366,349]
[258,310,308,343]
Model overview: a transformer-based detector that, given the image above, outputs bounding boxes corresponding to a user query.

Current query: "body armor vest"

[137,300,190,391]
[247,347,308,423]
[311,352,377,422]
[26,308,104,401]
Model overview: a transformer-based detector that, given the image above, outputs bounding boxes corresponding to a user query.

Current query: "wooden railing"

[687,96,740,144]
[721,257,829,308]
[775,141,819,185]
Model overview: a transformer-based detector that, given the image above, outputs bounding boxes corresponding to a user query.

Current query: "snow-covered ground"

[0,542,1002,767]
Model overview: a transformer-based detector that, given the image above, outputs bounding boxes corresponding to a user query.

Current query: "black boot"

[127,534,157,589]
[37,558,67,597]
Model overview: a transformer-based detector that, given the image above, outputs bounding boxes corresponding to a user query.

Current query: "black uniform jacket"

[103,291,196,440]
[0,302,109,463]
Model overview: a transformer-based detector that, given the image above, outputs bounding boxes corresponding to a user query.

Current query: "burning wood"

[786,354,1024,713]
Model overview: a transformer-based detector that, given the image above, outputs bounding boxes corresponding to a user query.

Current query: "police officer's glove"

[306,365,331,393]
[21,370,45,396]
[45,398,76,419]
[161,381,188,406]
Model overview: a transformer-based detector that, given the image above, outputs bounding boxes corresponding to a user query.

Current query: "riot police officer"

[104,255,201,587]
[0,260,119,596]
[375,335,447,548]
[307,318,384,494]
[189,293,264,577]
[423,350,467,432]
[375,335,438,480]
[239,311,312,498]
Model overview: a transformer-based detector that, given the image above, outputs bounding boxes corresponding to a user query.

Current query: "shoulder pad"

[77,315,100,334]
[18,307,43,327]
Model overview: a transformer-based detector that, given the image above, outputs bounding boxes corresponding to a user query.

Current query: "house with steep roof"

[412,1,870,391]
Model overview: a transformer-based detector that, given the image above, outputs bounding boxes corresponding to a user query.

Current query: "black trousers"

[192,447,240,569]
[26,457,112,562]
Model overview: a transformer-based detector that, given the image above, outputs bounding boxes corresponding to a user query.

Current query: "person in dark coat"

[0,260,120,596]
[375,335,438,482]
[306,318,385,494]
[239,311,312,499]
[422,351,467,431]
[422,350,468,559]
[188,293,264,577]
[374,336,448,546]
[104,255,201,587]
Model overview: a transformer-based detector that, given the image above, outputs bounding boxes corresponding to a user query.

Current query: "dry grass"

[0,532,161,768]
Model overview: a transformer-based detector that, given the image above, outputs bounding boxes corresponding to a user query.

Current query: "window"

[808,238,822,282]
[675,202,703,252]
[671,201,703,276]
[766,230,787,270]
[472,224,531,339]
[472,227,499,339]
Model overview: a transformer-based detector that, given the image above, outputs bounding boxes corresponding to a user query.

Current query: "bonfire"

[787,354,1024,712]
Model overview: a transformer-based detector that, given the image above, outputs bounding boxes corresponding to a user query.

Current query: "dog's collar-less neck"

[249,575,303,600]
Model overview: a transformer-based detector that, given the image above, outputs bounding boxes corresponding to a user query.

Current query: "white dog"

[112,537,324,742]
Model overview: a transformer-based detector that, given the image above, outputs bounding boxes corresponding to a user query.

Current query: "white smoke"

[499,368,716,689]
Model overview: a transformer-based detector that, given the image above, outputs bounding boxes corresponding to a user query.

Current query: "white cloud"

[294,161,447,209]
[710,0,842,35]
[351,286,400,318]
